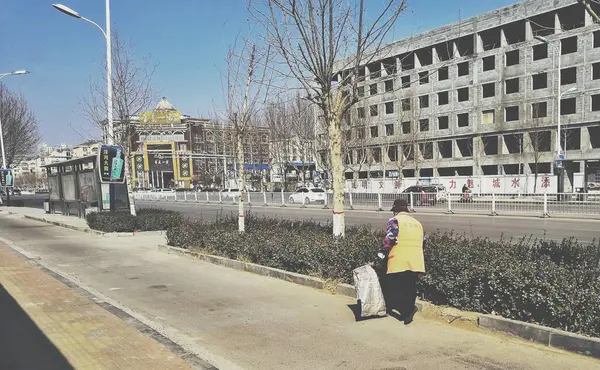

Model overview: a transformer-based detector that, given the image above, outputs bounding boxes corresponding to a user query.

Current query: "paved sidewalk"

[0,243,190,370]
[1,214,599,370]
[0,207,91,231]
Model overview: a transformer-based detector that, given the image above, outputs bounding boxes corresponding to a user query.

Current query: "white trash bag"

[352,264,387,318]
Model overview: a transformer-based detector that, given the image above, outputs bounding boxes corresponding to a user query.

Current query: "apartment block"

[332,0,600,187]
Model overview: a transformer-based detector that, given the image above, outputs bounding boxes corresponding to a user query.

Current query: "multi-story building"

[12,141,99,188]
[330,0,600,193]
[129,98,270,189]
[71,140,100,158]
[270,136,318,189]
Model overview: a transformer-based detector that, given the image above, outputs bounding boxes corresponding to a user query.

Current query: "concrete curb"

[479,315,600,358]
[3,212,165,237]
[159,244,600,360]
[22,215,106,236]
[157,245,324,290]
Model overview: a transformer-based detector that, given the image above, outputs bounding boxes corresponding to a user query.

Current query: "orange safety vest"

[387,212,425,274]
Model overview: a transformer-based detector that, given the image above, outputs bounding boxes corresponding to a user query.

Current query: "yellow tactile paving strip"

[0,244,191,370]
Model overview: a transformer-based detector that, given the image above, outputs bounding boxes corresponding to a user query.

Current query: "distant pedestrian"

[378,199,426,325]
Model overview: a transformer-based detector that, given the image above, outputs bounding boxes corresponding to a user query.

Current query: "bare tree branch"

[249,0,407,236]
[0,84,40,169]
[79,31,158,215]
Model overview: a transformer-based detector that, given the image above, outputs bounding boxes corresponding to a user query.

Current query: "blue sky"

[0,0,518,146]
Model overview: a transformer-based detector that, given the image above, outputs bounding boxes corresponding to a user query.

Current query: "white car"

[221,188,241,200]
[289,188,326,204]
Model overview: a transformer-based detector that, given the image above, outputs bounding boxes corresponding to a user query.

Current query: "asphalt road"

[137,201,600,243]
[11,194,600,242]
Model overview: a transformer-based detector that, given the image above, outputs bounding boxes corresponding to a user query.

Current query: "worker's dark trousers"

[383,271,418,316]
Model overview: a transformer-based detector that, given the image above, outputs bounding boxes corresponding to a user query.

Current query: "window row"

[353,95,600,139]
[359,34,589,94]
[343,130,558,165]
[361,63,600,103]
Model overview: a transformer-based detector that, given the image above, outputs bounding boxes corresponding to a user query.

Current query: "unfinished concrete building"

[333,0,600,190]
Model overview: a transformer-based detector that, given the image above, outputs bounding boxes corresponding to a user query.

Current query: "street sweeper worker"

[378,198,426,325]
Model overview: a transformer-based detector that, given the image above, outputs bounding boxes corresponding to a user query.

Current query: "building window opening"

[434,42,453,61]
[458,113,470,127]
[438,116,449,130]
[480,27,501,51]
[560,97,576,115]
[457,87,469,102]
[561,36,578,55]
[416,48,433,66]
[561,67,576,85]
[505,49,519,66]
[483,55,495,71]
[532,73,547,89]
[438,91,449,105]
[533,43,548,60]
[438,66,449,81]
[400,52,414,70]
[505,106,519,122]
[505,78,519,94]
[457,61,469,76]
[482,83,495,98]
[503,21,526,44]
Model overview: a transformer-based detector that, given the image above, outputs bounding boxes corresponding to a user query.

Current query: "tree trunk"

[124,150,137,216]
[329,116,345,237]
[533,164,538,193]
[237,134,246,233]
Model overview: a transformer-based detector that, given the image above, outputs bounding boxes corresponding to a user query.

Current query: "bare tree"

[0,84,40,170]
[266,93,318,190]
[222,39,271,232]
[390,94,429,184]
[526,104,552,192]
[81,32,157,216]
[579,0,600,23]
[250,0,407,236]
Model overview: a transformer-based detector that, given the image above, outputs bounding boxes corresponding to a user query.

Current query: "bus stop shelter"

[43,155,129,218]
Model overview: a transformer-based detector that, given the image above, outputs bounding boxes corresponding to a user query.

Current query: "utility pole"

[579,0,600,24]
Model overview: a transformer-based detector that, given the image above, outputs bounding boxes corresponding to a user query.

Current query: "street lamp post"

[0,70,31,169]
[53,1,114,145]
[535,36,578,194]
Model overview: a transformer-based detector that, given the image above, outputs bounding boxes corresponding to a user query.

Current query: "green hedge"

[86,208,183,233]
[166,215,600,338]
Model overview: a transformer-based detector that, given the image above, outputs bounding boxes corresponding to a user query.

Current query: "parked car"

[175,188,193,192]
[200,188,221,192]
[401,185,438,206]
[432,185,448,202]
[288,188,326,204]
[221,188,241,200]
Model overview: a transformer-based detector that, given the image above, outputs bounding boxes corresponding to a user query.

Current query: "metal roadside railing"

[133,191,600,219]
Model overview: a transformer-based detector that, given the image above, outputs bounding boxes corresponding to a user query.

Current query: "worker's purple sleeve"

[382,218,399,251]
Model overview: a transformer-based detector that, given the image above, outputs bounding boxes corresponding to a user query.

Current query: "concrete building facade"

[12,141,100,189]
[129,98,270,189]
[333,0,600,193]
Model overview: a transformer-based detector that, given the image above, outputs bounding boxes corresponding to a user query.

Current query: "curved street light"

[52,2,113,145]
[0,70,31,169]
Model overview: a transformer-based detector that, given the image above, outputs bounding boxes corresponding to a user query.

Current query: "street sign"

[557,154,565,161]
[97,144,126,184]
[555,160,563,169]
[0,169,14,187]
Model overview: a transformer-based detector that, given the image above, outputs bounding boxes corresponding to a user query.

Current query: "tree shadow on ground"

[0,284,74,370]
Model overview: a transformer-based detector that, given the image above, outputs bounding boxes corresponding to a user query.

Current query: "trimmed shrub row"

[86,208,183,233]
[166,215,600,338]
